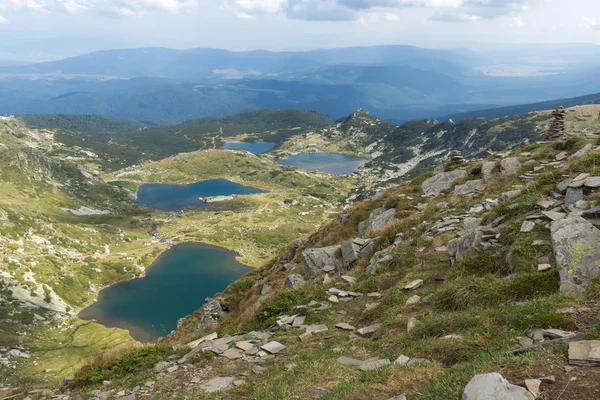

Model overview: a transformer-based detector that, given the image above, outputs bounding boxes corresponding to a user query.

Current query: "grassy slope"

[62,134,600,399]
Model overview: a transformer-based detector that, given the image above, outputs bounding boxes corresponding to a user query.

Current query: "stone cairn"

[546,106,567,140]
[521,138,530,147]
[448,150,466,165]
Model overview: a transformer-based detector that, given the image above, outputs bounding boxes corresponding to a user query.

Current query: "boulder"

[301,246,343,279]
[421,169,468,197]
[569,143,595,159]
[454,180,487,196]
[196,297,227,334]
[568,340,600,366]
[358,208,397,236]
[341,238,374,267]
[462,373,534,400]
[550,216,600,292]
[284,274,306,290]
[500,157,522,176]
[481,161,497,182]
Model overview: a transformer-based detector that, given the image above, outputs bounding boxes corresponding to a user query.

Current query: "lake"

[134,178,264,211]
[79,242,251,342]
[223,141,275,154]
[278,152,367,175]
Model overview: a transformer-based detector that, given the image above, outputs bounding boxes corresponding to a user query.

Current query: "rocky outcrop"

[301,246,343,279]
[341,238,374,267]
[550,216,600,292]
[196,297,228,334]
[421,169,468,197]
[500,157,522,176]
[447,219,501,262]
[481,161,497,182]
[454,179,487,196]
[358,207,397,236]
[462,373,534,400]
[284,274,306,290]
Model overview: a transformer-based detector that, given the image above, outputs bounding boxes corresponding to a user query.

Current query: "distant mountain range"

[2,44,600,123]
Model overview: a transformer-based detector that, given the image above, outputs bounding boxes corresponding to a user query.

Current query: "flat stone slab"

[305,324,328,334]
[585,177,600,188]
[357,323,382,336]
[520,221,535,233]
[336,323,356,331]
[462,373,534,400]
[358,358,391,371]
[422,169,468,197]
[202,377,235,393]
[221,349,243,360]
[569,340,600,366]
[261,341,286,354]
[403,279,424,290]
[337,356,364,366]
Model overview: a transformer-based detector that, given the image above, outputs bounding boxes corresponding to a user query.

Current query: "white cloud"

[582,16,598,29]
[222,0,539,22]
[0,0,198,16]
[0,14,7,23]
[383,12,399,20]
[510,15,524,27]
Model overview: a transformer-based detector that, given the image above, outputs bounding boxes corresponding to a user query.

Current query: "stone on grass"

[305,324,328,334]
[261,341,286,354]
[284,274,306,290]
[357,324,382,336]
[585,177,600,188]
[462,373,534,400]
[336,323,356,331]
[221,349,243,360]
[568,340,600,366]
[292,316,306,327]
[407,317,419,332]
[337,356,364,366]
[536,264,552,272]
[500,157,522,176]
[394,354,410,365]
[520,221,535,233]
[358,359,391,371]
[405,295,421,305]
[234,342,256,351]
[421,169,468,197]
[202,377,235,393]
[403,279,424,290]
[524,379,541,396]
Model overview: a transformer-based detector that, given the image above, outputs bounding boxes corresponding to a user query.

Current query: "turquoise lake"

[134,178,264,211]
[79,243,250,342]
[278,152,367,175]
[223,141,275,154]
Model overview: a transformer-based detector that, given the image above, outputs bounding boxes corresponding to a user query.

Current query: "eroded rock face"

[358,208,397,236]
[462,373,534,400]
[550,216,600,293]
[196,297,228,334]
[301,246,343,279]
[421,169,468,197]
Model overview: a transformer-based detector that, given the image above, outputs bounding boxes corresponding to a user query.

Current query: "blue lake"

[278,152,367,175]
[134,178,264,211]
[223,141,275,154]
[79,242,251,342]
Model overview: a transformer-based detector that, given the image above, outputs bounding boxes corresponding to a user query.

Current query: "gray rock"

[357,323,382,336]
[301,246,343,279]
[358,208,397,236]
[261,341,286,354]
[551,216,600,292]
[284,274,306,290]
[556,178,573,193]
[569,340,600,366]
[462,373,534,400]
[422,169,468,197]
[570,143,595,159]
[196,297,227,333]
[394,354,410,365]
[582,206,600,220]
[335,323,356,331]
[358,359,391,371]
[454,180,487,195]
[341,238,374,267]
[481,161,497,182]
[202,377,235,393]
[565,187,583,208]
[500,157,522,176]
[498,189,523,203]
[585,176,600,188]
[337,356,364,366]
[520,221,535,233]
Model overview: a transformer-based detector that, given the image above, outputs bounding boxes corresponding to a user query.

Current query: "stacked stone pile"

[546,106,567,140]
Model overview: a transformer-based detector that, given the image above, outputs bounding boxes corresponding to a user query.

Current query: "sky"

[0,0,599,61]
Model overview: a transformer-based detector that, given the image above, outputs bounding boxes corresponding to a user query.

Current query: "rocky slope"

[13,113,600,399]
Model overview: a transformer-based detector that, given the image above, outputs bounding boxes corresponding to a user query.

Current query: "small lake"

[278,152,367,175]
[79,243,251,342]
[223,141,275,154]
[134,178,264,211]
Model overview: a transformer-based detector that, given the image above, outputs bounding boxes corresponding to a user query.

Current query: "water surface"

[79,242,250,342]
[223,141,275,154]
[135,178,264,211]
[278,152,366,175]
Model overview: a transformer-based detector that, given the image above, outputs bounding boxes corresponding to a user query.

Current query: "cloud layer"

[224,0,535,22]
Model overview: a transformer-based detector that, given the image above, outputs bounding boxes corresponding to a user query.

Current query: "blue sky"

[0,0,599,61]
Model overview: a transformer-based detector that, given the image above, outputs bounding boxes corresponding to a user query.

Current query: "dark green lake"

[79,243,250,342]
[134,178,264,211]
[223,141,275,154]
[278,152,366,175]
